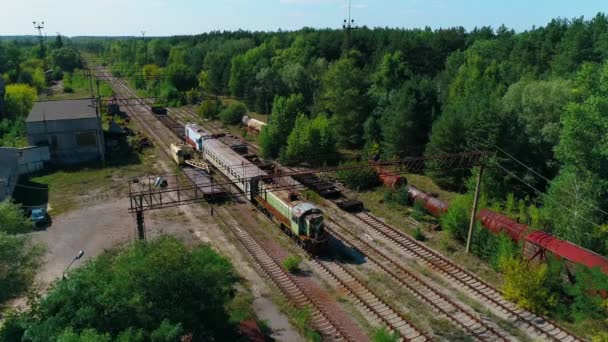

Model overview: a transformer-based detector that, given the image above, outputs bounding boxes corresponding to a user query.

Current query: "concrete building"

[0,148,18,202]
[0,146,50,202]
[26,99,104,164]
[17,146,51,174]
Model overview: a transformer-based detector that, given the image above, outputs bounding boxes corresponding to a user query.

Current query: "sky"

[1,0,606,37]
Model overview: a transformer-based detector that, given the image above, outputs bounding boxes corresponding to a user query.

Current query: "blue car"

[30,208,49,227]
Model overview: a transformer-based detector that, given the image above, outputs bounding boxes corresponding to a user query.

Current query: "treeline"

[77,14,608,256]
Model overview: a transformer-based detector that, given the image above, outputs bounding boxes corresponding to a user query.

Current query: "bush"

[0,200,33,234]
[336,162,380,191]
[219,102,248,125]
[372,326,400,342]
[500,257,557,314]
[414,227,426,241]
[283,255,302,273]
[197,99,222,120]
[384,185,409,206]
[63,85,73,93]
[439,194,472,242]
[411,200,427,221]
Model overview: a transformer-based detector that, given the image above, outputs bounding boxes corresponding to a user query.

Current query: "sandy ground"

[24,194,302,341]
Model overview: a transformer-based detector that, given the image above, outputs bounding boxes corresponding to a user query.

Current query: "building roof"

[526,230,608,274]
[26,99,97,122]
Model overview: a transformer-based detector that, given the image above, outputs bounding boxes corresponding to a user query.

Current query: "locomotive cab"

[305,211,325,241]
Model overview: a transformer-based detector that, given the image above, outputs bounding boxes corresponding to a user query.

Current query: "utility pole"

[465,165,484,254]
[33,21,45,58]
[141,30,148,64]
[342,0,356,52]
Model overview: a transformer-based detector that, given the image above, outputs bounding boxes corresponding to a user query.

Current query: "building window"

[76,132,97,146]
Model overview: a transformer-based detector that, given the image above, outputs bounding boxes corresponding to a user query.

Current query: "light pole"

[62,250,85,279]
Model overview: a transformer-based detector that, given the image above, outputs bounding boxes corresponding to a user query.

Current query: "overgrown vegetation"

[283,254,302,273]
[335,162,379,191]
[0,236,248,341]
[440,187,608,335]
[372,327,400,342]
[219,101,248,125]
[0,200,43,304]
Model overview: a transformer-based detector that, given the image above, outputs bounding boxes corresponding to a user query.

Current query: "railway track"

[311,257,429,341]
[91,66,371,341]
[216,207,355,341]
[325,218,510,342]
[351,212,582,342]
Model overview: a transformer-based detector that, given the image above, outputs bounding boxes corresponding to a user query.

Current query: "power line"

[469,145,603,232]
[494,144,608,217]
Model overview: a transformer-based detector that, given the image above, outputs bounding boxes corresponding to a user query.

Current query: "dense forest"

[76,14,608,259]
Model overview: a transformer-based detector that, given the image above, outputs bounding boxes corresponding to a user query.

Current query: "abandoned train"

[180,123,328,253]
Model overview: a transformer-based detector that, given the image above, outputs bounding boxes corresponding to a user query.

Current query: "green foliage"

[0,200,33,234]
[372,326,400,342]
[542,167,607,254]
[500,257,558,314]
[283,255,302,273]
[490,233,519,270]
[383,185,410,206]
[566,266,608,321]
[56,328,112,342]
[319,56,369,148]
[50,47,82,72]
[260,94,306,159]
[292,307,313,335]
[440,193,473,242]
[377,77,436,159]
[219,101,248,125]
[164,63,197,92]
[196,99,222,119]
[0,117,27,147]
[283,113,336,164]
[335,162,379,191]
[411,200,427,221]
[0,200,43,303]
[4,83,37,118]
[413,227,426,241]
[0,231,44,303]
[1,236,239,341]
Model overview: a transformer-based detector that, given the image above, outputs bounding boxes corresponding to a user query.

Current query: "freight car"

[187,124,328,253]
[370,161,406,189]
[476,208,528,241]
[242,116,267,132]
[407,185,449,217]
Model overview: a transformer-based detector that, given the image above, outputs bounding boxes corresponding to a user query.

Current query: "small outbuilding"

[26,99,104,164]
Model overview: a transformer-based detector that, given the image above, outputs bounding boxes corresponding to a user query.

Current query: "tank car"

[407,185,449,217]
[242,115,267,132]
[476,209,528,242]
